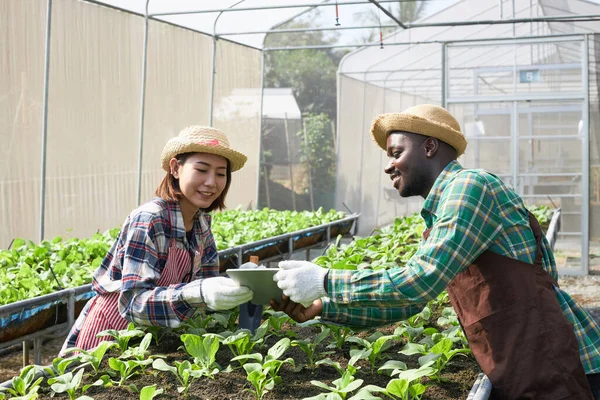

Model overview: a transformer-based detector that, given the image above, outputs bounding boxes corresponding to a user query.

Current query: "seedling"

[139,384,164,400]
[63,341,117,373]
[345,331,398,370]
[3,366,43,399]
[152,359,204,396]
[108,357,152,386]
[232,338,294,382]
[179,333,221,377]
[218,329,263,363]
[352,366,435,400]
[417,338,471,382]
[97,322,145,351]
[120,333,157,361]
[307,371,364,400]
[242,363,275,400]
[291,327,331,369]
[48,369,85,400]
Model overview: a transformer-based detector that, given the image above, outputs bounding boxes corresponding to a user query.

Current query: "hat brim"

[161,140,247,172]
[371,113,467,157]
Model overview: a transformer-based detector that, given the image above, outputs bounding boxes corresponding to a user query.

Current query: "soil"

[29,324,480,400]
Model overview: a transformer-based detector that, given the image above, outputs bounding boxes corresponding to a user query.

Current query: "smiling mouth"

[198,191,215,197]
[390,174,401,189]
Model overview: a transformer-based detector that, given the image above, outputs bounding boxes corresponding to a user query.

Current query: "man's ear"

[424,137,439,158]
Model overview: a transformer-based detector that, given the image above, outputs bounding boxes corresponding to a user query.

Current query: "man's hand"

[273,260,328,305]
[270,295,323,323]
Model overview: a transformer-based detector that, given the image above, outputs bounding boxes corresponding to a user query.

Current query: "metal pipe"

[149,0,401,17]
[39,0,53,242]
[219,24,398,36]
[136,0,150,206]
[0,286,90,317]
[265,32,591,51]
[257,50,266,208]
[209,2,245,125]
[407,14,600,29]
[441,42,447,108]
[216,214,360,255]
[367,0,407,29]
[581,34,590,276]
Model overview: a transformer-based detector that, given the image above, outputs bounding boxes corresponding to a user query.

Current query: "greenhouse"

[1,0,600,399]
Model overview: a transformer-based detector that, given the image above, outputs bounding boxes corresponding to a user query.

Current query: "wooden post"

[303,119,315,211]
[283,113,297,211]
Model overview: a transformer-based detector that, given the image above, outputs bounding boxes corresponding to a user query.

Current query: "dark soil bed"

[36,323,481,400]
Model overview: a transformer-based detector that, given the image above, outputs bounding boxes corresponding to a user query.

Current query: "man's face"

[384,132,429,198]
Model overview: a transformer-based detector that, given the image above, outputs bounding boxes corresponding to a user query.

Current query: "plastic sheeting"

[0,0,261,245]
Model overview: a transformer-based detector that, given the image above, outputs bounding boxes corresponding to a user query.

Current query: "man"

[272,104,600,399]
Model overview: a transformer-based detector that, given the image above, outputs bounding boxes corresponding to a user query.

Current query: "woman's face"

[171,153,228,210]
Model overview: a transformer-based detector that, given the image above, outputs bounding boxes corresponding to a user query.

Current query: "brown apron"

[423,212,593,399]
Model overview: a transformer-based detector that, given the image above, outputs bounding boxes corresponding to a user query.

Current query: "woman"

[60,126,253,354]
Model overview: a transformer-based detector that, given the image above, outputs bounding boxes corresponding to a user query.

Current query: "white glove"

[273,260,328,306]
[239,262,266,270]
[182,277,253,311]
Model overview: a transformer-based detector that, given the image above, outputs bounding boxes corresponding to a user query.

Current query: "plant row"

[0,208,346,306]
[314,205,554,270]
[0,292,471,400]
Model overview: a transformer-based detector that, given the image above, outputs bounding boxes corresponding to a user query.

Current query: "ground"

[2,244,600,394]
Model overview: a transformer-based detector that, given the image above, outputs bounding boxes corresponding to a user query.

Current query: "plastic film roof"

[90,0,455,48]
[339,0,600,88]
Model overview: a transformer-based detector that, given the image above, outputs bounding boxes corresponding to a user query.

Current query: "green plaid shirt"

[323,160,600,374]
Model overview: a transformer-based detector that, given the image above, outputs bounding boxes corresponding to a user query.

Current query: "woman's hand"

[270,295,323,323]
[182,277,253,310]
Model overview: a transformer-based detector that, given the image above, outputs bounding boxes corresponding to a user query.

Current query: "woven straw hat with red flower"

[370,104,468,157]
[160,126,247,172]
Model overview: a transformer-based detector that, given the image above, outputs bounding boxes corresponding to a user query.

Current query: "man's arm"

[327,171,504,307]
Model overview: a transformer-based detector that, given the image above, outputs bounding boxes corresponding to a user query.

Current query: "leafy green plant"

[325,323,354,350]
[108,357,151,386]
[139,384,164,400]
[291,327,332,369]
[231,338,294,382]
[120,333,155,361]
[38,355,80,378]
[307,371,364,400]
[354,365,435,400]
[416,338,471,382]
[264,310,295,337]
[217,329,263,365]
[152,359,203,396]
[48,369,85,400]
[242,363,276,400]
[212,310,239,332]
[63,341,116,373]
[97,322,145,352]
[345,331,398,371]
[3,366,43,399]
[179,334,221,378]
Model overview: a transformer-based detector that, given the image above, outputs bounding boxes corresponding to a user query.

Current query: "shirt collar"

[421,160,464,222]
[166,200,204,241]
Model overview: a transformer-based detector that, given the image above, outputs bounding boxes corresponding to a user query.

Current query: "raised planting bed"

[0,294,481,400]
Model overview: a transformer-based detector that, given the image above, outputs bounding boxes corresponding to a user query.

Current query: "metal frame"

[441,35,590,276]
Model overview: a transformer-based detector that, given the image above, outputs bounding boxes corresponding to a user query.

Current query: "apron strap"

[527,211,559,288]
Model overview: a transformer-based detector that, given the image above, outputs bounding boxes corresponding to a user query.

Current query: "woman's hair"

[155,152,232,212]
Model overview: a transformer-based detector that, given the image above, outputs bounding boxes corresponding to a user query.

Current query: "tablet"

[226,268,283,305]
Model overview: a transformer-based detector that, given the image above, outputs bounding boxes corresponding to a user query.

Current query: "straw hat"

[370,104,467,156]
[160,126,247,172]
